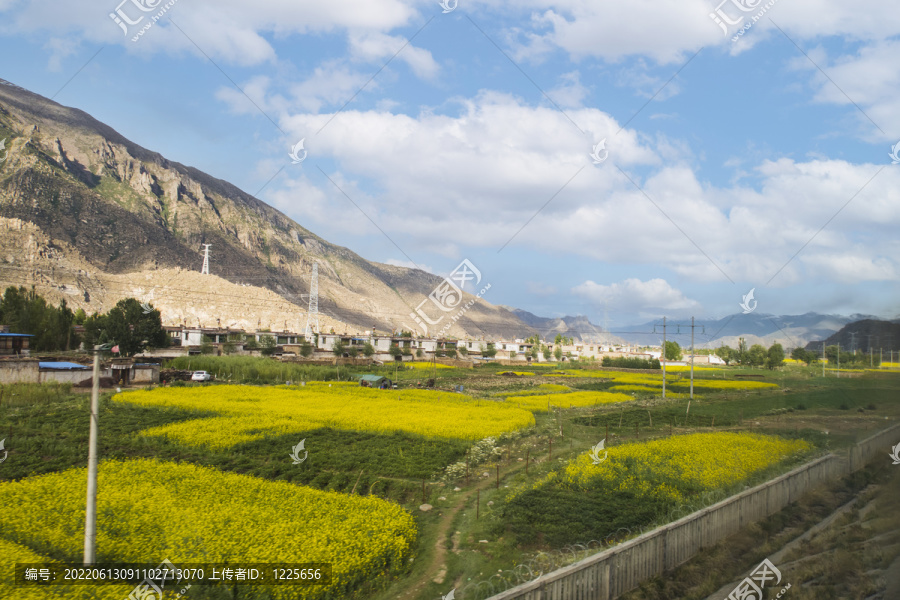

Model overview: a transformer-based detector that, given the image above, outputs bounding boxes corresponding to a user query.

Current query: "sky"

[0,0,898,328]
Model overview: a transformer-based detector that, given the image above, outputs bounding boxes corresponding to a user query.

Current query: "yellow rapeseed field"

[0,460,417,600]
[493,383,571,397]
[0,538,132,599]
[607,385,693,399]
[538,432,811,503]
[543,369,778,392]
[505,390,634,413]
[114,385,535,448]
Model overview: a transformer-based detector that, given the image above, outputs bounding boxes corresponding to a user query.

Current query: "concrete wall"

[0,360,40,383]
[489,423,900,600]
[133,365,160,384]
[39,369,91,384]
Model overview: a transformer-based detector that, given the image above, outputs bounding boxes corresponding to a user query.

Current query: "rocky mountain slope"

[0,78,532,337]
[508,308,625,344]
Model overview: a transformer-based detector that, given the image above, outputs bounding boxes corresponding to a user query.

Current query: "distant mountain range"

[507,309,626,344]
[610,312,890,350]
[803,319,900,353]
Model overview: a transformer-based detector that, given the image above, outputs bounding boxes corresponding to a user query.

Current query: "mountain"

[508,309,625,344]
[612,312,880,350]
[803,319,900,353]
[0,78,531,337]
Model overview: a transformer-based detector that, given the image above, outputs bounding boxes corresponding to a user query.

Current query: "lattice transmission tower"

[304,262,319,341]
[200,244,211,275]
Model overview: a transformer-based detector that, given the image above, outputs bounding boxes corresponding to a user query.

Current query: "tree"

[81,298,167,356]
[332,340,346,357]
[74,308,87,325]
[553,347,563,361]
[737,337,747,365]
[446,349,457,358]
[766,343,785,369]
[347,346,359,359]
[388,344,403,360]
[481,343,497,358]
[716,345,735,366]
[664,340,682,361]
[542,344,551,360]
[458,346,468,356]
[199,335,215,355]
[0,286,81,351]
[554,334,563,345]
[791,347,817,366]
[747,344,768,367]
[243,335,259,351]
[416,348,424,358]
[260,335,277,356]
[299,340,314,358]
[362,342,375,358]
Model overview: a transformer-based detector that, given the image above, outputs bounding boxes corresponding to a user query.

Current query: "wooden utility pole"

[662,317,667,399]
[84,346,102,564]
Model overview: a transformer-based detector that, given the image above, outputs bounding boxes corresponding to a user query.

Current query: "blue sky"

[1,0,898,327]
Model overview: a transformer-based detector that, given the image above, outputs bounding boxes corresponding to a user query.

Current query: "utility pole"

[689,317,697,400]
[662,317,667,400]
[84,344,104,564]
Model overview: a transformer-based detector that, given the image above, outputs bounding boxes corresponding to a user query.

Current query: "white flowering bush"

[437,436,505,484]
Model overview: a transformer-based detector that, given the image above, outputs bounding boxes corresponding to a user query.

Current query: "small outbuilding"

[357,374,394,389]
[39,361,92,384]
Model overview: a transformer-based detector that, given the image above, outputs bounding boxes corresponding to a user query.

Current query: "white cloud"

[348,31,439,80]
[265,93,899,286]
[573,278,701,313]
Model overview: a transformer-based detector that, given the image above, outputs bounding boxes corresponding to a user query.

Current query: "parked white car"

[191,371,212,382]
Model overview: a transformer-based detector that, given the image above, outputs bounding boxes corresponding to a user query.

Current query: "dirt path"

[397,455,543,600]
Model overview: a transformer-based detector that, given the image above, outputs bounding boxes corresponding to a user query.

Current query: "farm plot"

[0,460,417,600]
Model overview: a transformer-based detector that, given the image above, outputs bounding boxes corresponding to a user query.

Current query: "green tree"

[74,308,87,325]
[416,348,424,358]
[458,346,468,356]
[542,344,551,360]
[766,343,785,369]
[299,340,314,358]
[243,335,259,351]
[716,345,735,366]
[737,337,747,364]
[361,342,375,358]
[260,335,277,356]
[554,346,563,361]
[664,340,682,361]
[388,344,403,360]
[481,343,497,358]
[747,344,768,367]
[81,298,167,356]
[791,347,817,366]
[332,340,346,357]
[199,335,215,355]
[0,286,81,351]
[347,346,359,359]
